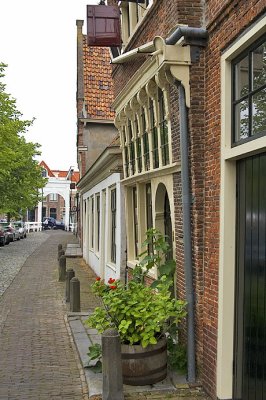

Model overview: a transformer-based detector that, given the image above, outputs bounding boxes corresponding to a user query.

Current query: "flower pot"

[121,336,167,385]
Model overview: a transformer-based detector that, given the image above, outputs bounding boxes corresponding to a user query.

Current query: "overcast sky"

[0,0,99,171]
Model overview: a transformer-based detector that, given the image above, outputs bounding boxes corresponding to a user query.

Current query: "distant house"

[26,161,79,231]
[76,21,126,281]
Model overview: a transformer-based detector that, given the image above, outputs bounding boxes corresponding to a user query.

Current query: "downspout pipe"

[165,26,208,46]
[177,82,196,383]
[166,25,207,384]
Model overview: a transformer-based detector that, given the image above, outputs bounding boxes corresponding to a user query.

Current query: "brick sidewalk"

[0,231,88,400]
[0,231,210,400]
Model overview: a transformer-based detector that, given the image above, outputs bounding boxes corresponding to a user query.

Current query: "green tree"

[0,63,46,217]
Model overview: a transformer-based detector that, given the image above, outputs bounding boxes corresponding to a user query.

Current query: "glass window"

[111,189,116,263]
[145,183,153,255]
[128,121,135,175]
[91,197,94,249]
[49,193,58,201]
[133,187,138,258]
[158,88,169,165]
[122,127,129,178]
[135,116,142,173]
[96,195,100,252]
[50,208,56,219]
[142,107,150,170]
[232,35,266,144]
[149,98,159,168]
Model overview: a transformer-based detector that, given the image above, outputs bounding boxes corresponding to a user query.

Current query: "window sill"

[122,162,181,185]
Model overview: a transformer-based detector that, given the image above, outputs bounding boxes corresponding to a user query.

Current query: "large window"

[119,0,153,47]
[158,88,169,165]
[149,98,159,169]
[145,183,153,255]
[96,195,100,253]
[49,193,58,201]
[232,35,266,144]
[50,208,56,219]
[133,186,138,258]
[91,197,94,249]
[110,189,116,263]
[128,121,135,175]
[118,82,171,179]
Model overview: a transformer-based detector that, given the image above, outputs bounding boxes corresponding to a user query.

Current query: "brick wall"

[203,0,265,397]
[111,0,266,398]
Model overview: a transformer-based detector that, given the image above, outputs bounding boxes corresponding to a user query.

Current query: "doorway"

[233,153,266,399]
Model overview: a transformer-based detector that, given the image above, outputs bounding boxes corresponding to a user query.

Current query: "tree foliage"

[0,63,46,216]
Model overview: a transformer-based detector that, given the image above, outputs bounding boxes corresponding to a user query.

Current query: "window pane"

[252,42,266,91]
[234,99,249,141]
[111,189,116,263]
[136,137,142,173]
[133,187,138,258]
[153,127,159,168]
[143,131,150,170]
[252,88,266,136]
[234,55,249,100]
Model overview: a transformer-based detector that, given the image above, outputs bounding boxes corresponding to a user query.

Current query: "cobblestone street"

[0,231,87,400]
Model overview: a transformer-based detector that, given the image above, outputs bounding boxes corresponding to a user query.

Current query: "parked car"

[55,220,65,230]
[14,221,27,239]
[42,217,56,230]
[0,224,10,246]
[2,223,20,242]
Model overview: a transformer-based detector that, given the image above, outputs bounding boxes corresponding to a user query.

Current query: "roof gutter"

[111,41,155,64]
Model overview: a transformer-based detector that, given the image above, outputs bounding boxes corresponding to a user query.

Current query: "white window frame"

[119,0,154,50]
[49,193,58,202]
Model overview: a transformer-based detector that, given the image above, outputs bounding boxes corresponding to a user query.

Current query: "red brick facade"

[110,0,266,398]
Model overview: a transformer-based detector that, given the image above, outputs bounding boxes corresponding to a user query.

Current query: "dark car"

[55,220,65,230]
[42,217,56,229]
[2,222,20,242]
[0,224,9,246]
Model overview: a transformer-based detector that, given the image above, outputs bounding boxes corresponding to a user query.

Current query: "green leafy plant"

[85,229,187,351]
[86,277,186,348]
[132,228,176,288]
[86,343,102,373]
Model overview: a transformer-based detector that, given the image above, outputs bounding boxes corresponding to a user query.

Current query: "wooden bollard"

[58,255,66,281]
[102,329,124,400]
[65,269,75,302]
[70,277,80,312]
[58,249,65,261]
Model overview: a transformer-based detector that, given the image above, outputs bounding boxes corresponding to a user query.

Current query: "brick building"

[76,22,126,282]
[101,1,266,399]
[32,161,79,230]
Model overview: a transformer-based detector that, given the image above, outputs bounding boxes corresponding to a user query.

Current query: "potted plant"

[85,229,187,385]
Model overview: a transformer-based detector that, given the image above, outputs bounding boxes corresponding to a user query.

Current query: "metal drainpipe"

[177,82,196,383]
[165,25,207,384]
[165,26,208,45]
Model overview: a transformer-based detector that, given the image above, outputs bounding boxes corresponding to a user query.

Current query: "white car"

[14,221,27,239]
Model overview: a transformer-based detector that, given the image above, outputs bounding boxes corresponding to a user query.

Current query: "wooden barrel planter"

[121,336,167,385]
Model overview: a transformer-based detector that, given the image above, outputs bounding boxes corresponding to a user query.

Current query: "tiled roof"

[39,161,80,182]
[83,37,115,120]
[39,160,55,177]
[52,170,80,183]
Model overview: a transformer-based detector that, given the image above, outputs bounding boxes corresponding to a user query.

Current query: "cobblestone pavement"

[0,231,49,297]
[0,231,88,400]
